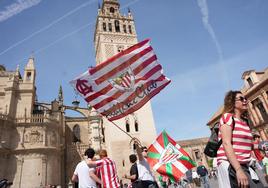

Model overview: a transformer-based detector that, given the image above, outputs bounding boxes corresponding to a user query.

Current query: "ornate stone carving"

[103,35,135,43]
[25,129,43,144]
[105,44,114,59]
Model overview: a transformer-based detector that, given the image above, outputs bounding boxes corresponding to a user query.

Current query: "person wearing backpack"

[217,90,263,188]
[197,161,210,188]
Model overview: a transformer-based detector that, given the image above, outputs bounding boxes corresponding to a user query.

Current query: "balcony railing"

[15,114,59,124]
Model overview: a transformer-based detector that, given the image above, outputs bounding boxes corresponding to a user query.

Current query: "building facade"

[177,137,209,169]
[0,61,62,187]
[0,0,157,187]
[207,68,268,140]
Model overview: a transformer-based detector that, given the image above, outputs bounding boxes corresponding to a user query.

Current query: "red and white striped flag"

[70,39,171,121]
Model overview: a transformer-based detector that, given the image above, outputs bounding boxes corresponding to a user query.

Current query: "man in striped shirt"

[87,149,120,188]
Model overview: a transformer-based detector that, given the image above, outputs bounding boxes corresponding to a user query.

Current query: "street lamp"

[72,90,80,108]
[72,100,80,108]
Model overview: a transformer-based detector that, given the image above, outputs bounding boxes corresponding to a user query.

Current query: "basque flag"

[147,130,196,182]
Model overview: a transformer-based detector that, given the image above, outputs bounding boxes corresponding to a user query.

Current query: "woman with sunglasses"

[217,90,263,188]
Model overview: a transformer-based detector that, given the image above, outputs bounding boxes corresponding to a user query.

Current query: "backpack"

[197,166,207,177]
[204,116,235,157]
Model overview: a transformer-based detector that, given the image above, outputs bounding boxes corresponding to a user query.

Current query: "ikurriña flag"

[147,130,196,182]
[70,39,171,121]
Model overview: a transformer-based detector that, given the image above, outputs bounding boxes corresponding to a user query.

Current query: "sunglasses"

[235,96,247,102]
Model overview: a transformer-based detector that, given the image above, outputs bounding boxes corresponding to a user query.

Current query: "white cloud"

[197,0,223,61]
[0,0,42,22]
[197,0,230,87]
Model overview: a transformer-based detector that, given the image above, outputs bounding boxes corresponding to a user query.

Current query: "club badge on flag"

[147,130,196,182]
[70,39,171,121]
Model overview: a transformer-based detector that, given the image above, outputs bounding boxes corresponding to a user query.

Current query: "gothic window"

[26,72,31,80]
[126,121,130,132]
[122,160,125,167]
[73,124,81,143]
[247,77,253,87]
[115,20,120,32]
[128,25,132,34]
[123,25,127,33]
[135,121,139,132]
[101,121,105,143]
[103,22,107,31]
[133,143,136,150]
[110,7,115,13]
[108,23,112,32]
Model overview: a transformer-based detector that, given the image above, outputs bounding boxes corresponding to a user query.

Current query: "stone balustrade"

[14,114,59,124]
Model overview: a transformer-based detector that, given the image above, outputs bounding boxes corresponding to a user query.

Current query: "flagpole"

[109,119,134,139]
[104,116,143,147]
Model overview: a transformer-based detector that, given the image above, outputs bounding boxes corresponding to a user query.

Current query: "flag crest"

[147,131,196,182]
[108,68,135,92]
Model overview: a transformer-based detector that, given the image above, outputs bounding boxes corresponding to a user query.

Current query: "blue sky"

[1,0,268,140]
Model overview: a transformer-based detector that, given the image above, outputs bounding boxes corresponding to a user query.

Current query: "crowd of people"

[72,140,159,188]
[71,90,268,188]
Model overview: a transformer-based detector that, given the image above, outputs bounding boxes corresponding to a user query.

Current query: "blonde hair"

[99,149,108,158]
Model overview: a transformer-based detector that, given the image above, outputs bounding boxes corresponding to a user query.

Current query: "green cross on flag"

[147,130,196,182]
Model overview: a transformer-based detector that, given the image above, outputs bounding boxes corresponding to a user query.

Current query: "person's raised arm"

[135,142,144,161]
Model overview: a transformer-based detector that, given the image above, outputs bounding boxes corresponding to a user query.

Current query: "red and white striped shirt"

[217,113,253,165]
[95,158,120,188]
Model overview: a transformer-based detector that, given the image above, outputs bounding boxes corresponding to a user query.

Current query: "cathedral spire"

[15,65,20,75]
[103,0,119,3]
[23,56,36,83]
[101,0,120,13]
[25,56,35,70]
[58,85,64,105]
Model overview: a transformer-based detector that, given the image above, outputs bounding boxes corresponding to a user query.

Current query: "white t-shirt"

[192,171,199,179]
[137,159,154,181]
[74,160,97,188]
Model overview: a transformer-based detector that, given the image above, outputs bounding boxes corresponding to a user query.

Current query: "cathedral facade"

[0,0,157,187]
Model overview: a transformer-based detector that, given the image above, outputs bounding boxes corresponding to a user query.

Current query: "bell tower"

[94,0,157,182]
[94,0,138,64]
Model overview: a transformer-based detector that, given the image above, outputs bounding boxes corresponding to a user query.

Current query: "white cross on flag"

[70,39,171,121]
